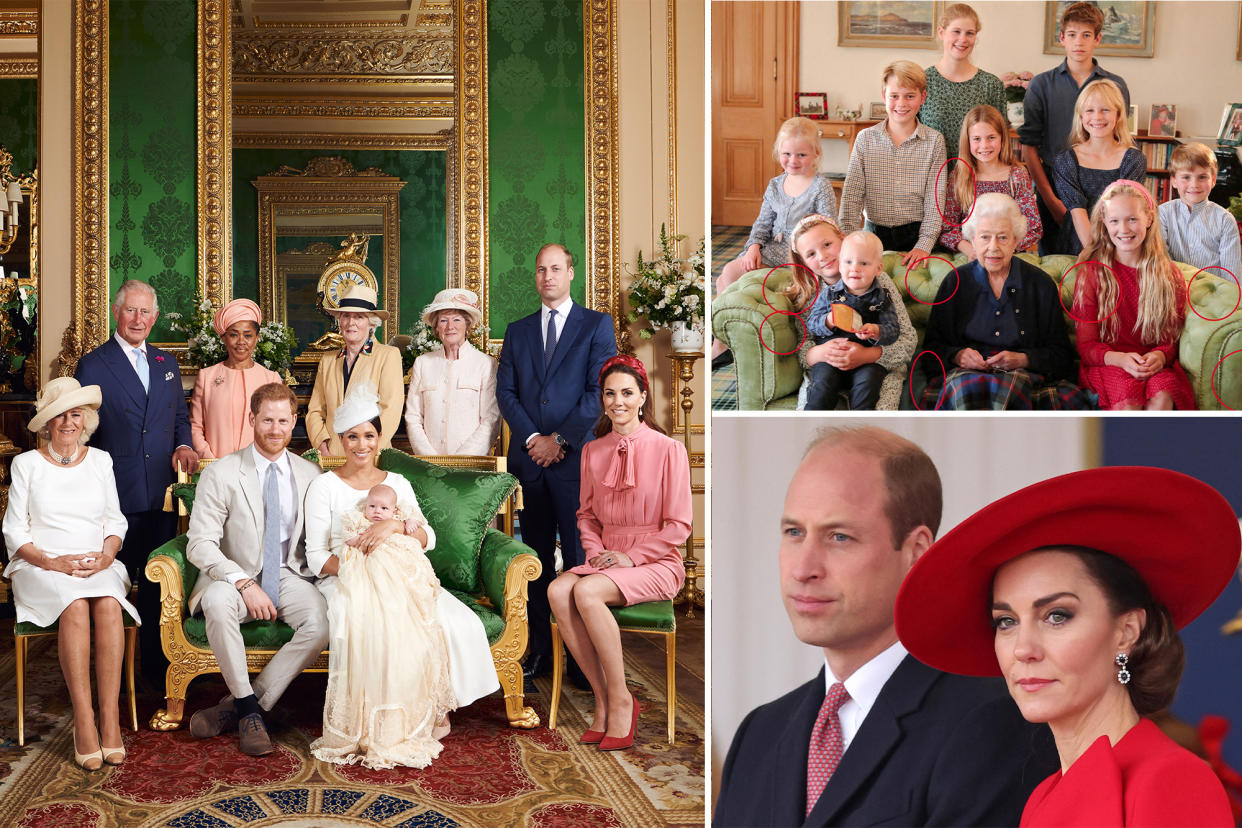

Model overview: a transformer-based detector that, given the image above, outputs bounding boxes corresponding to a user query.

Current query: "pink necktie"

[601,434,637,490]
[806,682,850,817]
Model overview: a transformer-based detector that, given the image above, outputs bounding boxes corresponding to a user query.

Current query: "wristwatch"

[552,432,568,448]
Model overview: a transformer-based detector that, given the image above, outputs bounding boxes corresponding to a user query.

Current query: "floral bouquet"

[401,314,491,373]
[1000,71,1033,105]
[626,224,706,340]
[165,291,298,381]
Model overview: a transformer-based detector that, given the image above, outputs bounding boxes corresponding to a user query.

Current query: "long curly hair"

[1075,181,1183,345]
[784,215,845,312]
[953,105,1019,218]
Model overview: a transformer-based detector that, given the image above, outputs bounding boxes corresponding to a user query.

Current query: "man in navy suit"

[714,427,1057,827]
[75,279,198,682]
[496,243,617,678]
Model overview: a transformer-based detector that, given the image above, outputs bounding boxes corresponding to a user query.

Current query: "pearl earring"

[1115,652,1131,685]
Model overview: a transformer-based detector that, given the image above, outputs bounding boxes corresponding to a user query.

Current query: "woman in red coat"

[546,356,691,751]
[895,466,1235,826]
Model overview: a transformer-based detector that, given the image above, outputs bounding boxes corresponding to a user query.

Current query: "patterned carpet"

[0,636,704,827]
[710,225,747,412]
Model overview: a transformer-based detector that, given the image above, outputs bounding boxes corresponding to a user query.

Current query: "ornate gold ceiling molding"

[0,57,36,77]
[58,0,108,376]
[666,0,677,238]
[251,16,410,29]
[0,11,38,38]
[233,32,453,76]
[233,96,454,119]
[232,73,449,86]
[455,0,485,307]
[585,0,622,350]
[199,0,232,308]
[233,131,451,150]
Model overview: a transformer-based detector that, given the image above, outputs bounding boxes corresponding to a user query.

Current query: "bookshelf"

[1134,131,1179,203]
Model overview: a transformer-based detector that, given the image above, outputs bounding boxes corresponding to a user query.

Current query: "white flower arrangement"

[165,293,298,380]
[626,225,706,339]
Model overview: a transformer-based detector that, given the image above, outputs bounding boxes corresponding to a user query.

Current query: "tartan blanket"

[920,368,1098,410]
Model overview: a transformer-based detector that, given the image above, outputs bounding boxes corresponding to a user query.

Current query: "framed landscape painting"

[1043,1,1155,58]
[838,1,944,49]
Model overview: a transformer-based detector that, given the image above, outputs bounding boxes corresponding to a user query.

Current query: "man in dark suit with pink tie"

[714,427,1057,827]
[496,243,617,680]
[75,279,198,683]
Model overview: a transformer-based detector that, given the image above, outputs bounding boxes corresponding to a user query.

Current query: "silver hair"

[39,407,101,446]
[961,192,1027,244]
[112,279,159,315]
[335,311,383,333]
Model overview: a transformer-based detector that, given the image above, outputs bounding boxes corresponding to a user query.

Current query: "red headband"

[599,354,648,388]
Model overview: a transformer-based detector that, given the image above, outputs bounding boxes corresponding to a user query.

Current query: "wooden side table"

[668,351,704,616]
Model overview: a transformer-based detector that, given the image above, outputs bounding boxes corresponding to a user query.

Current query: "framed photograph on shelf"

[1128,104,1138,135]
[1148,104,1177,137]
[796,92,828,120]
[1044,1,1155,58]
[1220,103,1242,147]
[869,101,887,119]
[838,1,944,49]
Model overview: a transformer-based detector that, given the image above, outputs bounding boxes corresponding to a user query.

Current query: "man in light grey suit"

[185,382,326,755]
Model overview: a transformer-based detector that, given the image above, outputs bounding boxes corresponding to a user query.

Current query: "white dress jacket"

[404,342,501,456]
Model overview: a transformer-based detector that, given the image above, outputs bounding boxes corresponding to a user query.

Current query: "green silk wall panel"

[486,0,587,334]
[232,148,447,344]
[108,0,197,341]
[0,79,37,176]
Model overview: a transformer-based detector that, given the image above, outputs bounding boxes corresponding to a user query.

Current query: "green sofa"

[145,449,542,732]
[712,252,1242,409]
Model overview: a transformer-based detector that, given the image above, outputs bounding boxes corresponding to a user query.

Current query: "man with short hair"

[496,243,617,679]
[184,383,326,755]
[75,279,199,683]
[714,426,1057,827]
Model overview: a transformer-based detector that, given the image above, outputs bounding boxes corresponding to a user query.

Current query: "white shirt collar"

[542,295,574,318]
[114,331,147,353]
[250,444,290,477]
[823,640,908,750]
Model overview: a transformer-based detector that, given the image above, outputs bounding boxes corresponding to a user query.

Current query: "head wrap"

[1101,179,1156,214]
[333,380,381,436]
[599,354,649,389]
[212,298,263,337]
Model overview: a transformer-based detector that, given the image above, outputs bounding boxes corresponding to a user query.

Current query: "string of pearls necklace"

[48,443,81,466]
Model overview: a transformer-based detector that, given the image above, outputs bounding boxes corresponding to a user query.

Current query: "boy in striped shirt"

[1158,143,1242,283]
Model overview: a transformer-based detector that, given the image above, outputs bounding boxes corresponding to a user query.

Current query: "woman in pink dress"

[546,355,691,751]
[189,298,284,457]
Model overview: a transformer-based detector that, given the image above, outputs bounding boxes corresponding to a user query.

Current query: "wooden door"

[711,2,798,227]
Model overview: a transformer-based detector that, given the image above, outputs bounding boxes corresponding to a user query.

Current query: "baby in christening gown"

[310,484,457,770]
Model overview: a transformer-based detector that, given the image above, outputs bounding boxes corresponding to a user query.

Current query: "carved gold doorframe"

[61,0,621,373]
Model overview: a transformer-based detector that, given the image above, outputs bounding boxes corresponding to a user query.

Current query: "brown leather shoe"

[237,712,273,756]
[189,697,237,739]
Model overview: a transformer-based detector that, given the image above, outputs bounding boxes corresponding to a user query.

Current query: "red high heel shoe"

[599,692,639,751]
[579,729,605,744]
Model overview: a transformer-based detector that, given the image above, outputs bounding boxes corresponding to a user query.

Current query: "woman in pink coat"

[547,355,691,751]
[189,299,283,458]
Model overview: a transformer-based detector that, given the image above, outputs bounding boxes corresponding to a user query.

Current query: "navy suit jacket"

[714,656,1058,827]
[495,303,617,483]
[75,337,193,515]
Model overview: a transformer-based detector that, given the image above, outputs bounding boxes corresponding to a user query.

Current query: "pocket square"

[164,371,174,381]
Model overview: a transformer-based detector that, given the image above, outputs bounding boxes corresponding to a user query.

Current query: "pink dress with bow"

[568,423,692,605]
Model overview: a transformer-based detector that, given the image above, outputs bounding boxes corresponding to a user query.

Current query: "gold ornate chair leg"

[124,626,138,731]
[549,620,564,730]
[666,629,677,745]
[499,658,539,729]
[150,663,194,731]
[15,634,25,746]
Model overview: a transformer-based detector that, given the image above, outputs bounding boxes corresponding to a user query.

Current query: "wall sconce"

[0,147,26,256]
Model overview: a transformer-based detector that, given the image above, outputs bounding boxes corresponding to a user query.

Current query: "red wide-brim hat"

[895,466,1241,677]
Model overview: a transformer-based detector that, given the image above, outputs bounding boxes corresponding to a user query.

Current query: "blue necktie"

[544,308,558,368]
[133,348,149,393]
[261,464,281,609]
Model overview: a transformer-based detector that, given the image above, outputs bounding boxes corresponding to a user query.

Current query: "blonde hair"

[882,60,927,95]
[939,3,980,31]
[841,230,884,261]
[772,117,822,162]
[1075,181,1183,345]
[785,214,845,311]
[953,105,1019,215]
[1068,80,1133,150]
[1169,142,1218,177]
[39,407,100,446]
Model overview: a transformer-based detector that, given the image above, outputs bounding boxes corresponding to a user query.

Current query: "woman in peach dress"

[547,355,691,751]
[189,298,282,458]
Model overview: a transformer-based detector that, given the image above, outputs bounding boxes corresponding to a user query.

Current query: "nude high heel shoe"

[73,727,103,771]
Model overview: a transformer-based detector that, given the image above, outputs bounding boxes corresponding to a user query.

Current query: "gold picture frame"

[837,2,944,50]
[1043,1,1156,59]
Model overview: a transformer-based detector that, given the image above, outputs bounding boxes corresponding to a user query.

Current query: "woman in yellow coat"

[305,283,405,456]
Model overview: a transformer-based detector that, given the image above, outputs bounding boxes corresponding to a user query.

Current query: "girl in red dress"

[546,356,691,751]
[1073,179,1195,410]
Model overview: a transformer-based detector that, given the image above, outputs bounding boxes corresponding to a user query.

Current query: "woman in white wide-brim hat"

[2,378,137,770]
[304,282,406,457]
[404,288,500,456]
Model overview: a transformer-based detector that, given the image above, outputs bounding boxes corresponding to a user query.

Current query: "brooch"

[214,375,224,385]
[164,371,174,381]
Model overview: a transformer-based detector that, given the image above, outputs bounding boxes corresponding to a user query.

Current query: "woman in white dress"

[404,289,500,456]
[2,378,135,770]
[304,382,499,769]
